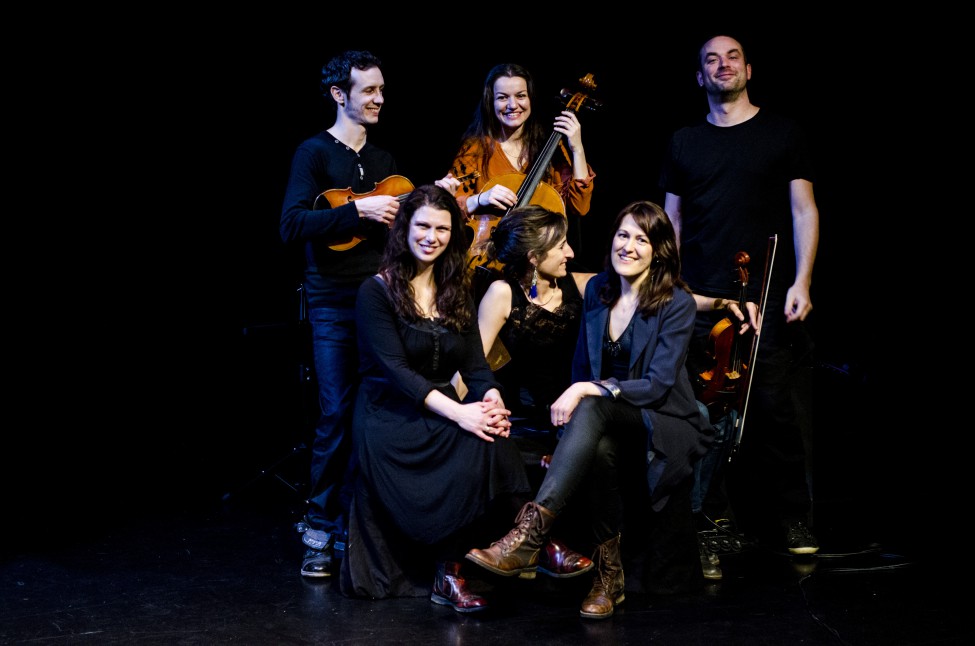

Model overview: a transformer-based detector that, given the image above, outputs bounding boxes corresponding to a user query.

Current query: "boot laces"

[493,505,537,555]
[593,546,611,589]
[592,540,620,590]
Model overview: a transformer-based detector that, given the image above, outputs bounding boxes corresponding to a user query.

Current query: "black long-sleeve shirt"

[279,132,397,308]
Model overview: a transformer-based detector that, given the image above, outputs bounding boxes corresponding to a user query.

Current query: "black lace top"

[602,315,636,380]
[494,273,584,423]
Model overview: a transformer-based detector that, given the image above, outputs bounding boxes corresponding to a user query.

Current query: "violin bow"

[728,234,778,463]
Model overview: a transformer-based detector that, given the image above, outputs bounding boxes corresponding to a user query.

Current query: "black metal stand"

[221,284,314,507]
[221,442,307,503]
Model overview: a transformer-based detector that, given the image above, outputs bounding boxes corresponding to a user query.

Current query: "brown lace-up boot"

[466,502,555,579]
[429,561,488,613]
[579,534,625,619]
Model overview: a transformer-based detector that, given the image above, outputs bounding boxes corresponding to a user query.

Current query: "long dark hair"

[456,63,549,176]
[484,205,567,285]
[379,185,474,330]
[599,201,691,315]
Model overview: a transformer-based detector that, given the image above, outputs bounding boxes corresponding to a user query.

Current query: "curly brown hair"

[379,185,474,331]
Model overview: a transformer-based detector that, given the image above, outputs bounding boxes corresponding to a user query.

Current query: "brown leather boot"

[579,534,625,619]
[466,502,555,579]
[537,537,595,578]
[430,561,488,613]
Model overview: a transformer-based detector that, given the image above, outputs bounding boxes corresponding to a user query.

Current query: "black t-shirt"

[659,109,815,303]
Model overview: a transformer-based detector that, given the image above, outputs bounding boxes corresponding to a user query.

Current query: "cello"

[465,72,602,259]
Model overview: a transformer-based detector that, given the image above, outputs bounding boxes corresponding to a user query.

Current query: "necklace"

[524,282,557,308]
[500,141,523,169]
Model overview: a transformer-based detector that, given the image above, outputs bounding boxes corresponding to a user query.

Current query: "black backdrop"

[17,12,933,555]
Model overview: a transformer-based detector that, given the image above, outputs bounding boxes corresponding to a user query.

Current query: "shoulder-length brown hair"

[599,200,691,315]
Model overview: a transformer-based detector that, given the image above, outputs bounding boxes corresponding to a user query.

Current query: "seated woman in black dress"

[477,205,595,435]
[473,205,597,576]
[340,185,581,613]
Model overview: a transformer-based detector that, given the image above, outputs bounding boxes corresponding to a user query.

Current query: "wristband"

[713,298,724,311]
[592,380,621,401]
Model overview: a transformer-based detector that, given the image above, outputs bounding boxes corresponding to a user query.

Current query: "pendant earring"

[529,268,538,299]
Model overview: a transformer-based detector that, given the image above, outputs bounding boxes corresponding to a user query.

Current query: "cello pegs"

[577,73,597,91]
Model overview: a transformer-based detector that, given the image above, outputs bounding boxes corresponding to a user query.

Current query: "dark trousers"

[537,395,701,593]
[536,396,644,545]
[305,306,359,536]
[689,301,814,540]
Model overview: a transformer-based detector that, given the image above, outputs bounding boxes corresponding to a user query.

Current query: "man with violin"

[659,35,821,575]
[279,50,459,579]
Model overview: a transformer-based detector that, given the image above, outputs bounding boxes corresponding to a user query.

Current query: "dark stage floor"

[2,452,969,646]
[3,350,964,644]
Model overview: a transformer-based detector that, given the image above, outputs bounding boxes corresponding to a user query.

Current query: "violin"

[695,236,779,463]
[697,251,752,422]
[466,73,602,258]
[315,172,478,251]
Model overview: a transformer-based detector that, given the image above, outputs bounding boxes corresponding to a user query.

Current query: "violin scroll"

[733,251,750,300]
[696,251,752,420]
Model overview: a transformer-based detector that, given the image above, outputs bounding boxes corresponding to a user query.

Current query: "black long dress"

[340,276,531,599]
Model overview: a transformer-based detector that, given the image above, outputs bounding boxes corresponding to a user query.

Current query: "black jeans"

[536,395,646,545]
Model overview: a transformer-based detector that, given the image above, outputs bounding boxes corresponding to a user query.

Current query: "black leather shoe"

[537,538,594,578]
[430,561,488,613]
[301,546,333,578]
[298,523,337,577]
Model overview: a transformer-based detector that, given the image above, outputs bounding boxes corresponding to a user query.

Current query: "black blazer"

[572,272,713,510]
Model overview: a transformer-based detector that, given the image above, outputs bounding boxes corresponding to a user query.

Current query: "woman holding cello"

[445,63,596,259]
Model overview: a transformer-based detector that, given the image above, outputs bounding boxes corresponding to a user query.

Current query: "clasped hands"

[460,390,511,442]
